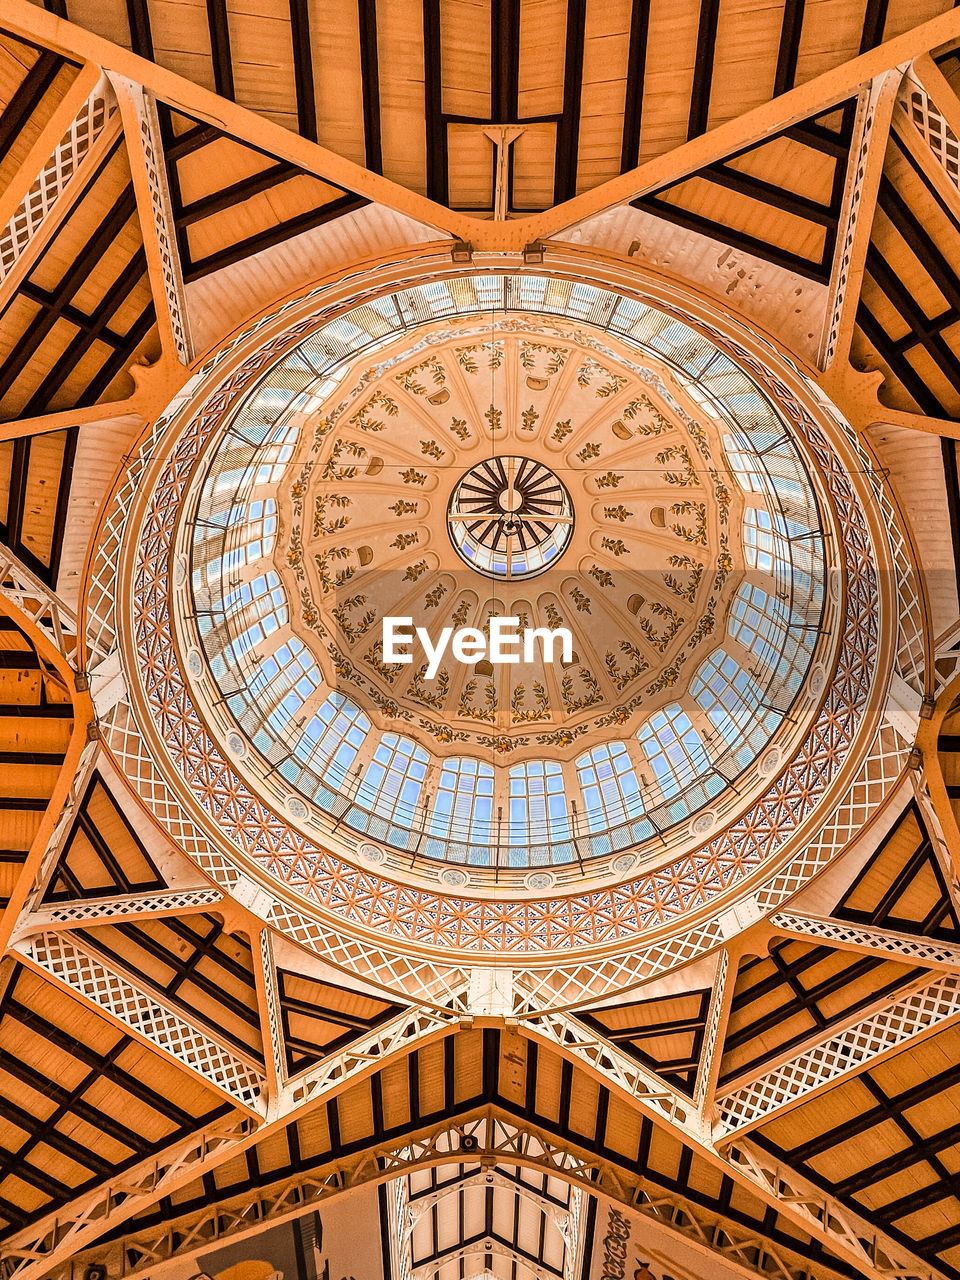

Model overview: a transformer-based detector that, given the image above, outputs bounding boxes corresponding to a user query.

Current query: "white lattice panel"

[0,86,109,281]
[0,550,85,666]
[528,1009,700,1137]
[24,931,266,1110]
[52,1113,931,1280]
[259,928,286,1087]
[0,1116,252,1280]
[21,737,100,918]
[718,972,960,1133]
[24,887,224,930]
[107,74,191,363]
[902,70,960,191]
[283,1003,460,1107]
[821,80,884,370]
[726,1142,935,1280]
[695,947,730,1112]
[770,910,960,966]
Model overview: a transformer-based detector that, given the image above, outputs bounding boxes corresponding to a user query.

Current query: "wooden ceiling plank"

[182,190,368,280]
[357,0,382,174]
[0,51,62,168]
[619,0,650,172]
[1,0,460,241]
[11,929,268,1115]
[529,6,960,247]
[860,0,892,54]
[286,0,315,143]
[9,0,960,251]
[0,92,120,316]
[124,0,153,60]
[422,0,446,206]
[774,0,806,97]
[553,0,586,204]
[19,253,148,419]
[702,158,838,225]
[688,0,721,140]
[204,0,235,101]
[0,599,88,957]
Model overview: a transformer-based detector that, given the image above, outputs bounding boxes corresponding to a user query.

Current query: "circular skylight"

[447,457,574,579]
[176,277,837,879]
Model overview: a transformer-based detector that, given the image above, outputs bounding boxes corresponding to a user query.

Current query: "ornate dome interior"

[183,282,830,879]
[2,2,960,1279]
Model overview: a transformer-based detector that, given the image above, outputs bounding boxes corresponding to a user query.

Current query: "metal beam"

[768,910,960,968]
[717,972,960,1137]
[16,930,267,1111]
[35,1111,854,1280]
[108,75,193,363]
[819,71,901,370]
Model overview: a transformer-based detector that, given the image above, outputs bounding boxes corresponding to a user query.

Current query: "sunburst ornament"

[446,456,574,579]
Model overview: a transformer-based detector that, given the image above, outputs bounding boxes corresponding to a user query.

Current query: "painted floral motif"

[395,354,446,394]
[313,493,350,537]
[561,667,603,712]
[604,641,650,691]
[333,595,376,643]
[601,537,628,557]
[656,444,699,487]
[670,500,708,546]
[662,554,704,602]
[458,678,498,723]
[409,663,449,709]
[349,388,399,432]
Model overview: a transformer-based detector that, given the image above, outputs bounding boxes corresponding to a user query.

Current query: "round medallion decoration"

[446,456,574,579]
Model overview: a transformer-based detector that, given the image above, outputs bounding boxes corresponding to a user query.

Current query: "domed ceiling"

[87,258,906,959]
[185,301,831,876]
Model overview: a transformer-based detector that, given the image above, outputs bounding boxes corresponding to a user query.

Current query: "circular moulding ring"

[93,250,913,969]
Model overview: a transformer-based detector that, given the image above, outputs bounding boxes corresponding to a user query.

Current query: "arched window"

[198,571,288,669]
[691,648,778,764]
[637,704,712,798]
[224,498,277,574]
[429,758,495,849]
[722,432,766,493]
[728,582,794,671]
[508,760,570,846]
[357,733,429,824]
[743,507,777,575]
[193,498,278,600]
[230,636,320,740]
[292,692,370,788]
[576,743,645,831]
